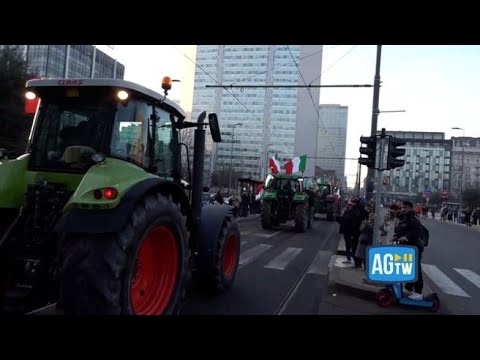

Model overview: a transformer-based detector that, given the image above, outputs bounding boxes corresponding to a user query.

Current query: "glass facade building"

[19,45,124,79]
[316,104,348,187]
[450,137,480,198]
[380,131,451,199]
[191,45,323,183]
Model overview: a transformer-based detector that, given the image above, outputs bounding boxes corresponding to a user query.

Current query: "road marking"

[241,231,251,236]
[454,268,480,289]
[275,224,338,315]
[241,241,247,246]
[255,231,281,238]
[422,264,471,298]
[239,244,272,268]
[307,251,334,275]
[265,247,302,270]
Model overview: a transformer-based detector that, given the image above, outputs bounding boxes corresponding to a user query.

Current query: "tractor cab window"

[154,106,176,177]
[111,100,151,168]
[30,99,112,171]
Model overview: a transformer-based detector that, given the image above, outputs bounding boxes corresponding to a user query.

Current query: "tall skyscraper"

[316,104,348,187]
[13,45,125,79]
[191,45,323,184]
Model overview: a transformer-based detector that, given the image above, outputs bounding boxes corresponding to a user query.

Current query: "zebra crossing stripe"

[422,264,471,298]
[454,268,480,289]
[265,247,302,270]
[239,244,272,268]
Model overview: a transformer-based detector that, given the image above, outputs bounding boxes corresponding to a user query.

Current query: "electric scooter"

[376,282,440,312]
[375,240,440,312]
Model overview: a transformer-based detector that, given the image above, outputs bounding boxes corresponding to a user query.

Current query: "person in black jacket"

[393,200,425,300]
[337,201,357,263]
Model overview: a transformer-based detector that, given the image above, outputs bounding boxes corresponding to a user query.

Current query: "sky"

[111,45,480,188]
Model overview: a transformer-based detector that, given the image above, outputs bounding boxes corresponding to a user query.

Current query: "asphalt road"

[420,217,480,315]
[181,216,340,315]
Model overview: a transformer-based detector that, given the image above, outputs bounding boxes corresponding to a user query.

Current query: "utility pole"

[372,128,388,246]
[228,123,242,195]
[366,45,382,202]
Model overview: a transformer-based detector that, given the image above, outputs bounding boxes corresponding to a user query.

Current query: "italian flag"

[284,155,307,174]
[269,154,281,174]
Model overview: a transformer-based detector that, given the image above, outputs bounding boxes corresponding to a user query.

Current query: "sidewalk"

[326,237,434,304]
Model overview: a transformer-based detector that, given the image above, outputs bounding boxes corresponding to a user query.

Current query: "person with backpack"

[393,200,428,300]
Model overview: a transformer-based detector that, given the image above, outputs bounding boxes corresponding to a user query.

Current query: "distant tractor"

[261,174,314,232]
[0,77,241,315]
[304,177,340,221]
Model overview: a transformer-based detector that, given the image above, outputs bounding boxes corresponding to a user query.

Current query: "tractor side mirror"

[208,113,222,143]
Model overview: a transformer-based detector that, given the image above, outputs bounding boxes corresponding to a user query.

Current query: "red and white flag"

[269,154,281,174]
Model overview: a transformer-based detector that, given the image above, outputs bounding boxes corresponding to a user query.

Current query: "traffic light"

[387,137,406,169]
[358,136,377,168]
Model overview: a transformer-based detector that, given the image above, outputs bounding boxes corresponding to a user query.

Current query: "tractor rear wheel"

[261,201,273,229]
[295,203,308,232]
[60,193,189,315]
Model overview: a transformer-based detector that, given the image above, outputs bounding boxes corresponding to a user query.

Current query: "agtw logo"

[367,246,418,283]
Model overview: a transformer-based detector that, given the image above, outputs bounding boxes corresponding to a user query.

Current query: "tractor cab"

[24,78,185,177]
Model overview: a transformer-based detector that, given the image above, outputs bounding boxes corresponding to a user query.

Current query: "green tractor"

[313,179,337,221]
[260,173,314,232]
[0,77,241,315]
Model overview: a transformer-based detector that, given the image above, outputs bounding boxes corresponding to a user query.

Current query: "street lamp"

[229,123,243,195]
[262,143,273,179]
[451,127,465,213]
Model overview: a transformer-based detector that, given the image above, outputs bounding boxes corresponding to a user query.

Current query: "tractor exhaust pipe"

[191,111,206,225]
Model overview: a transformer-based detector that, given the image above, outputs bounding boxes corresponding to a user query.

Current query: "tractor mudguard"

[196,204,235,271]
[54,178,187,234]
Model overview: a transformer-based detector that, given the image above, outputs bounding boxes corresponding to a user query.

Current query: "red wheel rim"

[223,234,238,277]
[130,225,178,315]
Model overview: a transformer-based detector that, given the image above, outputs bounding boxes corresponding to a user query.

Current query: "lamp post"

[263,143,273,179]
[452,127,465,213]
[229,123,243,195]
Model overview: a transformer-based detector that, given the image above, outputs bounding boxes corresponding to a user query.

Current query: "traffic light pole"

[366,45,382,202]
[372,131,387,246]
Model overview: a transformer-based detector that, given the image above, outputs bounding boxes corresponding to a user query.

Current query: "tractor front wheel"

[295,203,308,232]
[60,193,189,315]
[196,215,240,293]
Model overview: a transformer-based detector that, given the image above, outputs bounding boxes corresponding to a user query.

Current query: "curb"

[327,237,433,301]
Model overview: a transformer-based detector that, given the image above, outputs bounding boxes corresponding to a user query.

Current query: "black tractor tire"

[196,215,240,293]
[261,201,274,229]
[295,202,308,232]
[59,193,189,315]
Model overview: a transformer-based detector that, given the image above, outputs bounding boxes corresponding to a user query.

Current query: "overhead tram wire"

[287,45,337,155]
[172,45,299,154]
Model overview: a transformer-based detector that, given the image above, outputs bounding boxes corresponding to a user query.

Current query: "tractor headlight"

[25,91,37,100]
[117,90,129,101]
